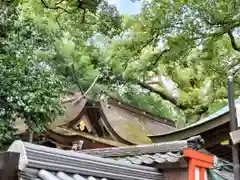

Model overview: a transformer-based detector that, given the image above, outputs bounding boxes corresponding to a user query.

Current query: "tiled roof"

[81,136,202,166]
[207,156,234,180]
[113,152,182,165]
[9,140,163,180]
[19,168,110,180]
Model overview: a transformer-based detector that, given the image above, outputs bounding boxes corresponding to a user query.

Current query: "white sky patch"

[202,79,211,96]
[161,76,179,98]
[148,75,179,98]
[107,0,142,14]
[157,38,165,49]
[107,0,121,7]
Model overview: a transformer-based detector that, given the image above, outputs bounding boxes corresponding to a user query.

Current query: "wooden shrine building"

[15,92,176,150]
[150,97,240,162]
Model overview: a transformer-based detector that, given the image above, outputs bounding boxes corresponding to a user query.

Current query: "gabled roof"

[105,97,175,127]
[13,91,177,147]
[8,140,163,180]
[50,92,87,128]
[98,97,176,145]
[13,92,87,134]
[45,93,177,147]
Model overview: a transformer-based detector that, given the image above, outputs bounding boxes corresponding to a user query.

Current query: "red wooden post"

[0,152,19,180]
[184,148,214,180]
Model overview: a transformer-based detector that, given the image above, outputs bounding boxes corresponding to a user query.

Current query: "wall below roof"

[150,112,236,162]
[164,168,188,180]
[201,122,234,162]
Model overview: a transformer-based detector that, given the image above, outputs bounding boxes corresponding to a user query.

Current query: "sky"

[107,0,142,14]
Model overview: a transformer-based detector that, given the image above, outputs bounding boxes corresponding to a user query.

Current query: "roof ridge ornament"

[186,135,204,150]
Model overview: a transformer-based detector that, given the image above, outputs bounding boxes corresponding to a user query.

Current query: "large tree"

[0,0,125,149]
[2,0,239,148]
[0,1,64,149]
[28,0,240,127]
[20,0,122,92]
[97,0,240,126]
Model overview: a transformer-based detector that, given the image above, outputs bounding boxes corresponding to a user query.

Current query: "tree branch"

[138,37,156,53]
[149,48,171,69]
[139,48,171,73]
[71,64,83,93]
[40,0,71,28]
[56,0,65,5]
[228,30,240,52]
[201,14,218,26]
[73,74,100,104]
[137,32,160,53]
[137,81,182,106]
[83,74,100,96]
[56,10,65,28]
[81,9,86,23]
[40,0,71,14]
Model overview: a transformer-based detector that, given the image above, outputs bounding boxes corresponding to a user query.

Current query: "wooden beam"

[230,129,240,145]
[183,148,214,164]
[154,159,188,169]
[150,114,230,143]
[202,123,230,148]
[0,152,19,180]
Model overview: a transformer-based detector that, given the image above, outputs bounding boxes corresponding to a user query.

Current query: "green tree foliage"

[22,0,122,92]
[0,1,64,149]
[24,0,240,127]
[99,0,240,126]
[0,0,123,148]
[2,0,240,149]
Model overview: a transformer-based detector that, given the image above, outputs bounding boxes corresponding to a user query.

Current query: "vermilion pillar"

[184,148,214,180]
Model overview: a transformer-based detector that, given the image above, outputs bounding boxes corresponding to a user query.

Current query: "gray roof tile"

[20,169,109,180]
[9,141,163,180]
[81,136,202,166]
[38,170,108,180]
[207,156,234,180]
[113,152,182,165]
